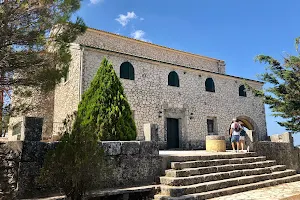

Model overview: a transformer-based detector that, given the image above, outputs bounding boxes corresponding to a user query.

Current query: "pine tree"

[0,0,86,91]
[249,37,300,133]
[75,58,137,141]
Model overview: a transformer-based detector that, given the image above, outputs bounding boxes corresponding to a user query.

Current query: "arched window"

[239,85,247,97]
[120,62,134,80]
[168,71,179,87]
[205,78,215,92]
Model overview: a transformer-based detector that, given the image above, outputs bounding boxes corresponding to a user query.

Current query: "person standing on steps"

[228,120,234,149]
[239,121,246,152]
[230,118,242,153]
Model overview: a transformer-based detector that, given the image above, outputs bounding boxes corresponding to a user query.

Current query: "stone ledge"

[206,135,225,140]
[87,184,160,198]
[101,141,159,156]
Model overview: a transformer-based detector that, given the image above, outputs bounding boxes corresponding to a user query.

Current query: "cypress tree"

[75,58,137,141]
[248,37,300,133]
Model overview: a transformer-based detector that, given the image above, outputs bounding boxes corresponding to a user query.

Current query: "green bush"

[39,113,105,200]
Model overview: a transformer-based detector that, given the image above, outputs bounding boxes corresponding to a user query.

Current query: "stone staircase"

[154,152,300,200]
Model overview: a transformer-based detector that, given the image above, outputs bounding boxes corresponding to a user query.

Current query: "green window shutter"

[239,85,247,97]
[120,62,134,80]
[129,63,134,80]
[168,71,179,87]
[205,78,215,92]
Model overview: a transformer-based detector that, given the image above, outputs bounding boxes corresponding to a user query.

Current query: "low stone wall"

[0,140,161,199]
[99,141,161,188]
[0,141,22,199]
[253,140,300,172]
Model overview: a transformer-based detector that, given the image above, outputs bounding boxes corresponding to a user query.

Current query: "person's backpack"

[233,122,241,132]
[240,129,246,136]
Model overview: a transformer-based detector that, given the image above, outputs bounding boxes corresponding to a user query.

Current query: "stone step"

[160,165,286,186]
[171,156,266,170]
[160,169,296,197]
[154,174,300,200]
[164,152,258,163]
[165,160,277,177]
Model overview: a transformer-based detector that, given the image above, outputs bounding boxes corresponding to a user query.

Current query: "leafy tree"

[39,113,106,200]
[75,58,137,141]
[0,0,86,92]
[249,37,300,133]
[0,0,86,138]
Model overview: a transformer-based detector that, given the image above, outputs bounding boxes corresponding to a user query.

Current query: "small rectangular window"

[207,119,214,134]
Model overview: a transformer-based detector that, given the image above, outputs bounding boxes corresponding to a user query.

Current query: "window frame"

[120,61,135,80]
[168,71,180,87]
[205,77,215,92]
[239,85,247,97]
[207,119,214,134]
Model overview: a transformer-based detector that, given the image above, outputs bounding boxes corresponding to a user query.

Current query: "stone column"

[144,123,159,141]
[23,117,43,141]
[17,117,44,199]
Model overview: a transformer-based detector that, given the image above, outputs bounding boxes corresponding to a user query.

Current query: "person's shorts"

[239,136,245,141]
[231,135,240,143]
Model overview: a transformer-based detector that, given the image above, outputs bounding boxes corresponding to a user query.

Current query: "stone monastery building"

[39,28,268,149]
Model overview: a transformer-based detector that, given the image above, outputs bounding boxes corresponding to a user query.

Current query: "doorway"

[167,118,179,149]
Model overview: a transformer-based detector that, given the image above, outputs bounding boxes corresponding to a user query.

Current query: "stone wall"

[76,28,225,74]
[77,47,266,149]
[269,132,294,143]
[9,90,54,140]
[0,117,161,199]
[0,141,22,199]
[253,132,300,172]
[52,44,82,128]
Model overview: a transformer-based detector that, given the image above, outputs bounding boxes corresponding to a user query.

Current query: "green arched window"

[168,71,179,87]
[120,62,134,80]
[239,85,247,97]
[205,78,215,92]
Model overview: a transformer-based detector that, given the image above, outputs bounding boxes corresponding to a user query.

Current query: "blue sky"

[75,0,300,145]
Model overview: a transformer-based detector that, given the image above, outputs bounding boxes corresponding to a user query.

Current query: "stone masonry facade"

[50,28,267,149]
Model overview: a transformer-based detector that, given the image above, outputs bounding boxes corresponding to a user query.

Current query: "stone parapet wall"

[99,141,161,188]
[0,140,161,199]
[269,132,293,143]
[253,139,300,172]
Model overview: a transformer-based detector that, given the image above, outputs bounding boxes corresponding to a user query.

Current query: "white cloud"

[116,11,137,27]
[90,0,104,4]
[140,17,144,21]
[131,30,151,42]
